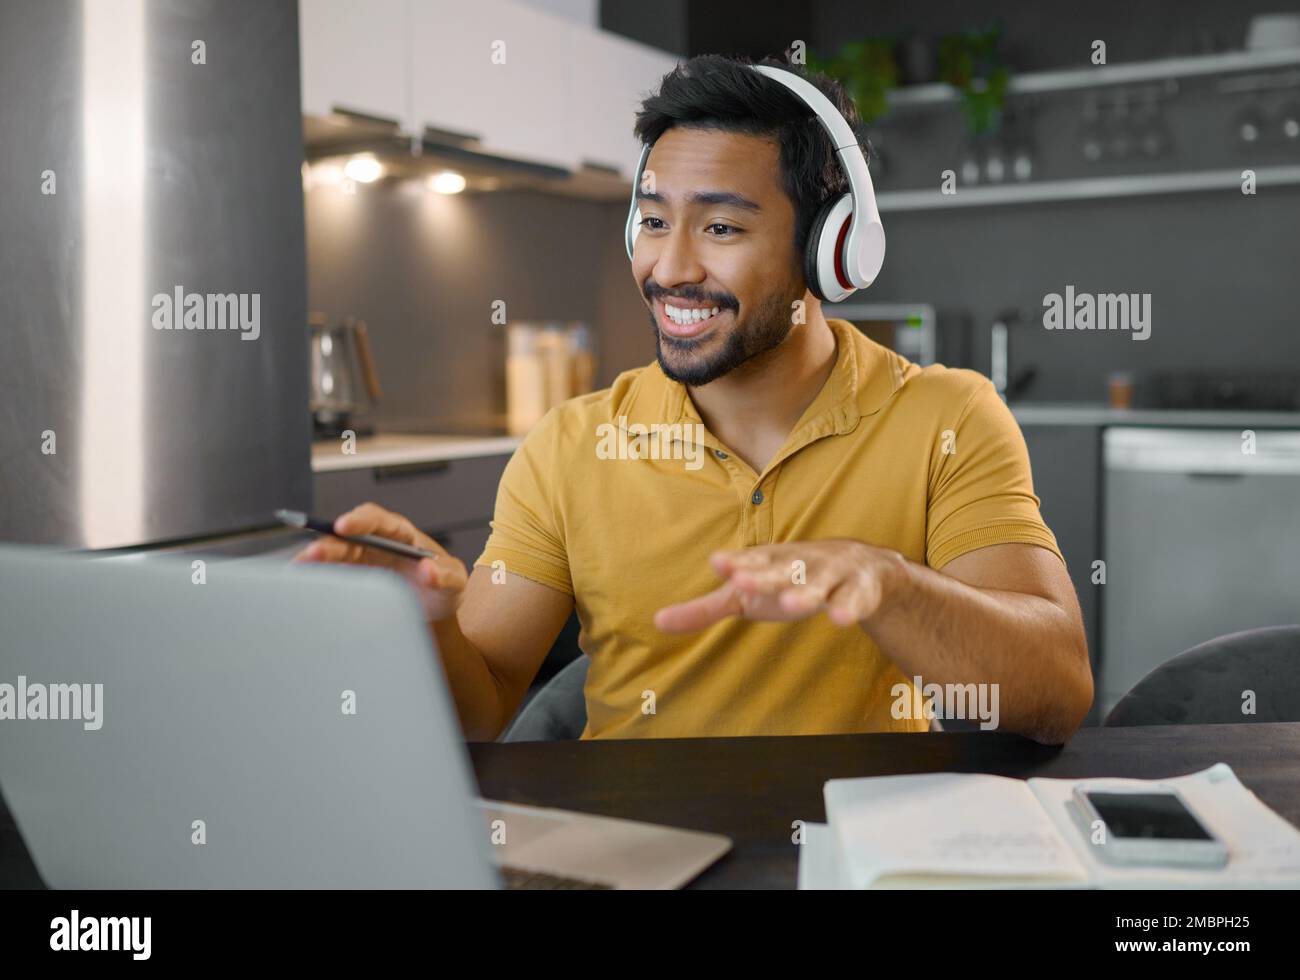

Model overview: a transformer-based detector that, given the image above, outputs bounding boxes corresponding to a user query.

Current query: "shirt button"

[715,449,728,460]
[751,489,764,505]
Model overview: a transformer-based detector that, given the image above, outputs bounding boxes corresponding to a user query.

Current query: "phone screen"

[1085,792,1213,841]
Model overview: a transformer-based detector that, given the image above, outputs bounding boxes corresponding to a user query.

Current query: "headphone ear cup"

[802,198,839,302]
[804,194,857,304]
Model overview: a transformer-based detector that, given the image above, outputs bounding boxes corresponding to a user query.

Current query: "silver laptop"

[0,544,729,889]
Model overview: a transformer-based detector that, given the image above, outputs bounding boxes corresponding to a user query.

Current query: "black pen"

[275,509,440,561]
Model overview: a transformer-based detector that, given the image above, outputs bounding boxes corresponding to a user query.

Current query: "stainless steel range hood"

[0,0,312,550]
[303,109,631,202]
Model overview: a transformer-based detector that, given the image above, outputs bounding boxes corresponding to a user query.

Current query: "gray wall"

[858,187,1300,403]
[304,185,652,433]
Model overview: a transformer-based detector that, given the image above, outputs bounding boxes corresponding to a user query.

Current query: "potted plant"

[937,25,1011,135]
[805,39,899,124]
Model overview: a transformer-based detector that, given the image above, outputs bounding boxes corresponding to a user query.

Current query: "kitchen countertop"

[1011,403,1300,428]
[312,434,522,472]
[309,411,1300,472]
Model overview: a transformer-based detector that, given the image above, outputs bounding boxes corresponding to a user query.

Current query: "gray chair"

[500,655,589,742]
[1104,625,1300,727]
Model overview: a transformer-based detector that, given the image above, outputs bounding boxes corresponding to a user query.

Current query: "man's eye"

[706,223,740,236]
[639,216,665,230]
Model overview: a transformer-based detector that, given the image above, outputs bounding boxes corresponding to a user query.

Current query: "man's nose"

[649,228,706,289]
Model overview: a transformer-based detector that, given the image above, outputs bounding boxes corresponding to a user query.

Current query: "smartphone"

[1073,785,1229,869]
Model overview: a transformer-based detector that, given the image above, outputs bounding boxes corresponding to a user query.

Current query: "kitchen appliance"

[0,0,309,549]
[309,313,384,439]
[989,308,1038,401]
[1246,14,1300,51]
[1100,427,1300,716]
[823,302,937,366]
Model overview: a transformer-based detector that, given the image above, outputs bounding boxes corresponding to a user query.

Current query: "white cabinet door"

[300,0,412,129]
[410,0,577,169]
[303,0,678,177]
[571,29,677,175]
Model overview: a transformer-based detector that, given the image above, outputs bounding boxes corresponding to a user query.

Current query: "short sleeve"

[925,377,1063,570]
[474,408,574,595]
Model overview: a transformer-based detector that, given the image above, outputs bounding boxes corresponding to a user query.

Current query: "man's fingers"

[419,555,467,593]
[302,502,450,572]
[291,533,401,570]
[777,585,830,616]
[734,558,842,603]
[825,580,868,626]
[710,548,781,575]
[334,502,417,544]
[732,563,803,594]
[654,583,742,634]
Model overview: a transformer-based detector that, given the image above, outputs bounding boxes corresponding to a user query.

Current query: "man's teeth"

[665,303,722,326]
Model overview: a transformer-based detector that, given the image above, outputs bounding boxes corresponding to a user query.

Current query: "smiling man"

[296,55,1093,745]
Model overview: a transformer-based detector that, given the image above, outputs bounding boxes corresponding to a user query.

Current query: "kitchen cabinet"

[313,452,509,567]
[299,0,413,130]
[564,26,683,173]
[409,0,577,170]
[300,0,675,176]
[1100,428,1300,719]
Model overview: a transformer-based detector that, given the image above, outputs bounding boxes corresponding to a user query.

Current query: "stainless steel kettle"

[308,313,383,438]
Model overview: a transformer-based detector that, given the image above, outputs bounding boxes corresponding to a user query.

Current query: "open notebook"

[799,763,1300,889]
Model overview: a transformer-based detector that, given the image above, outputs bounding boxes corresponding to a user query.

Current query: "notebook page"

[824,772,1091,889]
[797,823,848,890]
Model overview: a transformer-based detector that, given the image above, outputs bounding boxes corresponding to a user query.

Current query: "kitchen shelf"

[876,164,1300,212]
[889,46,1300,108]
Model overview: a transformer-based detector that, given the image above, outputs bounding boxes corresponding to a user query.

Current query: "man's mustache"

[644,282,737,310]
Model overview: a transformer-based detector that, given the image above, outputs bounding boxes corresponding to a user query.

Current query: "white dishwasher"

[1100,427,1300,716]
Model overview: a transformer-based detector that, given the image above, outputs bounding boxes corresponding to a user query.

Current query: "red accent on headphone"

[832,214,853,290]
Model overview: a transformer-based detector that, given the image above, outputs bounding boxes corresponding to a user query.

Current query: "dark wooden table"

[469,722,1300,889]
[4,723,1299,889]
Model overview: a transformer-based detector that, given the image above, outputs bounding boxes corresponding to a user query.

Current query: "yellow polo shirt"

[476,318,1062,739]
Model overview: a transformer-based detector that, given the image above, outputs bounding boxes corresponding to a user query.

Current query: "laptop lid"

[0,544,497,888]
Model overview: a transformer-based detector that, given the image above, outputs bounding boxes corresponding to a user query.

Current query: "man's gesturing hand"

[653,539,906,633]
[291,502,467,622]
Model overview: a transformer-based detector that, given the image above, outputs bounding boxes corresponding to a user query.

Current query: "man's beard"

[650,277,806,387]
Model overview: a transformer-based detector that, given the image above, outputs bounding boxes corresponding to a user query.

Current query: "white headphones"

[624,63,885,304]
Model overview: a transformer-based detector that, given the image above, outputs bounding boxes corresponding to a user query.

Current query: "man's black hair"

[632,53,871,262]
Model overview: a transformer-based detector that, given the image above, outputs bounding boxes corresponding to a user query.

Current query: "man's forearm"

[430,617,512,742]
[863,554,1093,744]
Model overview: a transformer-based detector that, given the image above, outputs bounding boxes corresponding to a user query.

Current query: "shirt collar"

[614,317,906,442]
